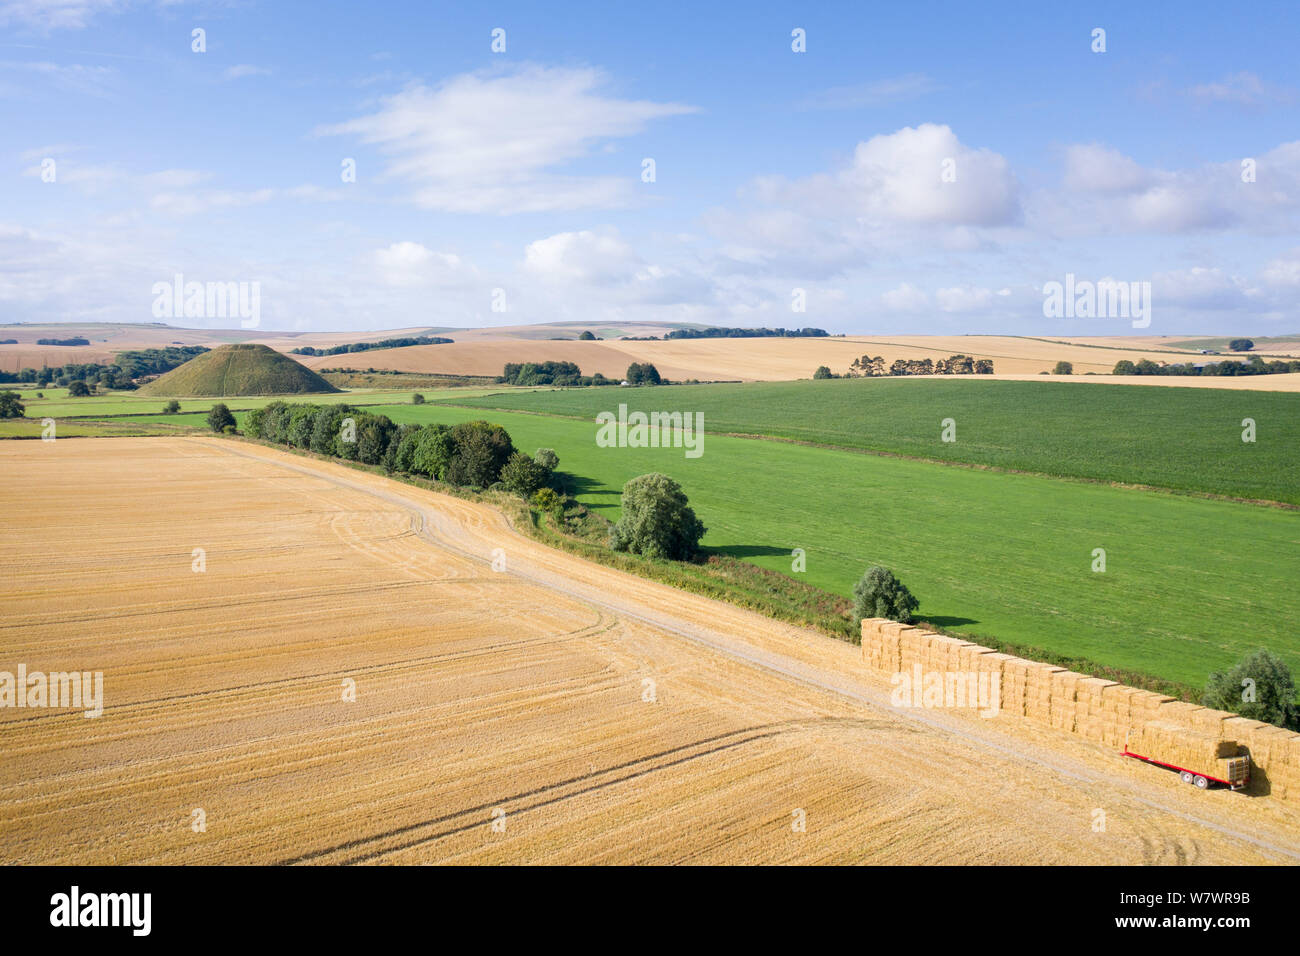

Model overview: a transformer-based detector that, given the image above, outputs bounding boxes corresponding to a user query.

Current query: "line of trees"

[664,327,828,339]
[244,401,547,491]
[35,337,90,346]
[816,354,995,378]
[290,336,453,356]
[497,361,641,386]
[1112,357,1300,377]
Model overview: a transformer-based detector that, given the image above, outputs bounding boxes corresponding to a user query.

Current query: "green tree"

[1052,361,1073,375]
[531,487,564,517]
[578,330,597,340]
[626,362,662,385]
[852,566,919,624]
[1203,649,1298,730]
[1112,360,1137,375]
[163,400,181,413]
[356,414,396,465]
[1228,338,1255,352]
[67,380,91,397]
[206,403,236,434]
[412,393,426,405]
[534,447,559,472]
[500,451,550,497]
[813,365,833,379]
[609,473,706,560]
[444,421,515,487]
[0,390,24,418]
[409,424,455,478]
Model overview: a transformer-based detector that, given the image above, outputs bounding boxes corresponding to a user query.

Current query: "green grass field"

[358,401,1300,688]
[434,378,1300,504]
[12,386,500,421]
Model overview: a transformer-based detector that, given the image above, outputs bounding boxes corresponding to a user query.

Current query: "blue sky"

[2,0,1298,334]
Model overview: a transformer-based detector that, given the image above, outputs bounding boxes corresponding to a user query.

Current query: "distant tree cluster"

[577,330,597,340]
[0,390,24,418]
[818,354,994,378]
[0,346,207,389]
[0,339,17,345]
[498,361,617,387]
[290,336,453,356]
[246,401,521,489]
[1228,338,1255,352]
[664,327,828,340]
[1112,357,1300,377]
[114,346,208,377]
[624,362,662,385]
[36,337,90,346]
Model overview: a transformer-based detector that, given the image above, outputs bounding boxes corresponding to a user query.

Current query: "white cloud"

[1038,140,1300,235]
[0,0,125,31]
[0,59,114,95]
[317,65,696,214]
[223,64,271,81]
[880,282,930,312]
[801,73,940,110]
[1188,72,1293,106]
[149,189,275,217]
[935,285,997,313]
[370,242,471,288]
[1062,144,1154,193]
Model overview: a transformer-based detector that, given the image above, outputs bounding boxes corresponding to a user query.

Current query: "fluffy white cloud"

[707,124,1020,278]
[1187,72,1293,106]
[371,242,472,288]
[1036,140,1300,235]
[318,66,695,214]
[880,282,930,312]
[752,124,1019,228]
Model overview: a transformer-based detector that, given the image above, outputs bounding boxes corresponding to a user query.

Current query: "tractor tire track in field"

[192,438,1300,864]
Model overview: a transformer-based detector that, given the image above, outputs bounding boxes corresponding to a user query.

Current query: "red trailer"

[1122,734,1250,791]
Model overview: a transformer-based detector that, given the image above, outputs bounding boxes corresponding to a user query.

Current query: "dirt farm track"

[2,437,1299,864]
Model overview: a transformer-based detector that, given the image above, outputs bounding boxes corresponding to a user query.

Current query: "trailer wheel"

[1180,771,1194,784]
[1194,775,1208,790]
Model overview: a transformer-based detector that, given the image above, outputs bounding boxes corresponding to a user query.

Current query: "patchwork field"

[2,437,1298,864]
[290,333,1300,385]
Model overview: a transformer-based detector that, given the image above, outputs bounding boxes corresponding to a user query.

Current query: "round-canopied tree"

[609,473,706,560]
[206,403,236,433]
[1203,649,1298,730]
[852,565,919,623]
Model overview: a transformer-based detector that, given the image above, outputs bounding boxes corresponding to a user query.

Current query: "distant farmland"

[438,378,1300,504]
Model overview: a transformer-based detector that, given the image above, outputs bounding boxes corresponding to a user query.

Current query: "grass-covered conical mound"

[139,343,339,397]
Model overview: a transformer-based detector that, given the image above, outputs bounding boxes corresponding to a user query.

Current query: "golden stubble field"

[2,437,1299,864]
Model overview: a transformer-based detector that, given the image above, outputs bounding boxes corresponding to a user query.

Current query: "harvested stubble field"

[2,437,1299,864]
